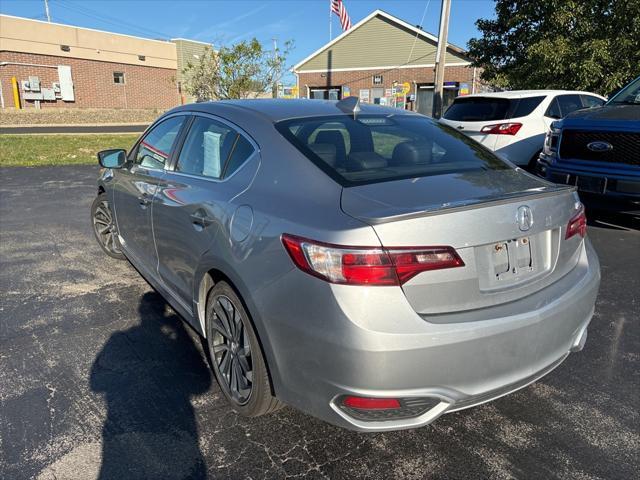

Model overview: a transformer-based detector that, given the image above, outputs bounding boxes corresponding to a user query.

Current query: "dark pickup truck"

[537,76,640,218]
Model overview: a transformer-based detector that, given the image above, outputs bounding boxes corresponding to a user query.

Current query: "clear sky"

[1,0,496,82]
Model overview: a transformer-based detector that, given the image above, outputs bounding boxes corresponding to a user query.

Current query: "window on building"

[373,75,383,85]
[310,88,341,100]
[113,72,125,84]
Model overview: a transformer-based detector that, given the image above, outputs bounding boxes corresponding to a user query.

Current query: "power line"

[406,0,431,64]
[54,0,173,40]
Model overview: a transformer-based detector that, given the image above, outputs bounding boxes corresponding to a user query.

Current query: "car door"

[152,113,259,311]
[112,115,187,271]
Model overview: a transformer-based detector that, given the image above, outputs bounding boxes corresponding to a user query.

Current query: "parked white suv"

[439,91,606,169]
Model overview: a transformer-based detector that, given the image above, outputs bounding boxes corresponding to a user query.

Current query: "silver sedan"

[92,98,600,431]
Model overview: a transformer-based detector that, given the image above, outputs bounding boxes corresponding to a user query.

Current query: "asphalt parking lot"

[1,165,638,480]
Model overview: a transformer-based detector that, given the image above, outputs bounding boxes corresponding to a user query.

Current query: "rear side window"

[276,114,509,187]
[556,94,583,117]
[176,116,254,179]
[545,98,562,119]
[442,97,510,121]
[511,96,545,117]
[135,116,185,169]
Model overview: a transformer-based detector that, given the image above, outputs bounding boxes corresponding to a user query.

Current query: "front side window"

[176,116,254,179]
[277,114,509,186]
[113,72,125,84]
[135,116,185,169]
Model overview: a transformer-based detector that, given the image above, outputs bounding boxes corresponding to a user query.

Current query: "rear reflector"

[281,234,464,286]
[342,396,401,410]
[480,122,523,135]
[565,204,587,239]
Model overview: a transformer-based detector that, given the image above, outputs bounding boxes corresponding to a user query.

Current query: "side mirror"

[97,149,126,169]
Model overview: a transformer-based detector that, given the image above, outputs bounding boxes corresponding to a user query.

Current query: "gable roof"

[293,9,469,72]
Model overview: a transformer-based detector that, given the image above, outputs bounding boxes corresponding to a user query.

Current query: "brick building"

[0,15,209,110]
[293,10,480,116]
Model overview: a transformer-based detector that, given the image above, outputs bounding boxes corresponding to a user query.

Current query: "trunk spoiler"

[341,184,577,225]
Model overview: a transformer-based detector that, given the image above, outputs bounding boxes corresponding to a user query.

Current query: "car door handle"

[190,211,214,229]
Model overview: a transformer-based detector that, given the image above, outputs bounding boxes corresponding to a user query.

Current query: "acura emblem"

[587,141,613,152]
[516,205,533,231]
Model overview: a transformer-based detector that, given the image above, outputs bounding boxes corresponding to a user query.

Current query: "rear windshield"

[443,97,510,121]
[443,96,544,121]
[276,114,510,187]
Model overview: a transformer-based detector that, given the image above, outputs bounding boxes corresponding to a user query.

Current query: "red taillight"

[281,234,464,286]
[565,204,587,239]
[342,396,401,410]
[480,122,523,135]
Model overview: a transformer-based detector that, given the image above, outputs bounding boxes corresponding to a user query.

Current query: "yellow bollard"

[11,76,21,109]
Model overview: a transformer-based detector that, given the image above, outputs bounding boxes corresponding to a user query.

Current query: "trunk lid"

[341,170,583,315]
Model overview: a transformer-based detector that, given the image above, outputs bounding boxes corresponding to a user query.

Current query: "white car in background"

[439,90,606,169]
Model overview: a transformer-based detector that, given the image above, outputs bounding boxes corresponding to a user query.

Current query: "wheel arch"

[195,263,282,397]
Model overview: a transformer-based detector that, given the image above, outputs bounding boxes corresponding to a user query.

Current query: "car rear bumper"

[253,239,600,432]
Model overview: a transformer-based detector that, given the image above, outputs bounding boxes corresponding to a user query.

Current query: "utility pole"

[432,0,451,118]
[44,0,51,22]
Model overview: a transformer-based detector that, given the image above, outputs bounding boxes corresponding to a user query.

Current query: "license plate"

[577,175,604,194]
[492,237,533,280]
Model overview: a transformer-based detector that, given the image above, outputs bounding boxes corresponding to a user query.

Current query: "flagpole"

[329,0,332,40]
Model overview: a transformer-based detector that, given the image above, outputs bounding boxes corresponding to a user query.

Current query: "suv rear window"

[443,96,545,121]
[442,97,510,121]
[276,114,509,187]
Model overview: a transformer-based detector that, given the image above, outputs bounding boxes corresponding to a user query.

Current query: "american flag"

[331,0,352,31]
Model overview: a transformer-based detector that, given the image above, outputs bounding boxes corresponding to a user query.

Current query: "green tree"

[183,38,293,100]
[467,0,640,95]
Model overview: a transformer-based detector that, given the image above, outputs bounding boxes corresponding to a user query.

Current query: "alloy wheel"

[210,295,253,405]
[92,200,122,256]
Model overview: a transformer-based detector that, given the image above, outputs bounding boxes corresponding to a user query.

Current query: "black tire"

[205,281,283,417]
[91,193,125,260]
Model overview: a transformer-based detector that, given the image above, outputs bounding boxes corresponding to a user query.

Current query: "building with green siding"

[171,38,213,104]
[293,10,480,116]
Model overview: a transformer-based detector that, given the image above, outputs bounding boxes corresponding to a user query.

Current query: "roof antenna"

[336,96,360,119]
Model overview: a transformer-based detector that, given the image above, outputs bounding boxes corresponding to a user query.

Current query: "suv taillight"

[565,204,587,239]
[481,122,523,135]
[281,234,464,286]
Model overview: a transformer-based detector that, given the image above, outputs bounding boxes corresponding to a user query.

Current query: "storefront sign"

[459,83,470,96]
[359,89,370,103]
[342,86,351,97]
